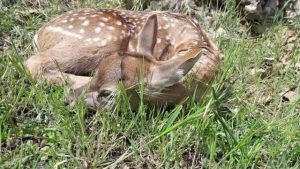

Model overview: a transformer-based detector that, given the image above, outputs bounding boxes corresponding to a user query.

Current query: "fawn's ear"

[149,48,202,88]
[137,14,157,58]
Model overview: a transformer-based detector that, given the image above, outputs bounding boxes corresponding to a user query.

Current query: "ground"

[0,0,300,168]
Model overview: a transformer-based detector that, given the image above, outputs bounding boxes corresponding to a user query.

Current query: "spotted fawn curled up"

[25,8,221,109]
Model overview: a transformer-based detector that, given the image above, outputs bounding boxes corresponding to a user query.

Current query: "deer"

[25,8,220,109]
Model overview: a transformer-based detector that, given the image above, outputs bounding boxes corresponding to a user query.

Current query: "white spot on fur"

[163,24,169,29]
[99,22,105,27]
[67,11,74,14]
[112,36,118,41]
[107,26,115,30]
[68,25,74,29]
[116,21,122,26]
[86,38,92,42]
[48,26,83,39]
[106,35,112,41]
[166,34,171,40]
[93,38,100,42]
[84,9,92,12]
[79,28,85,34]
[192,41,199,45]
[70,18,75,22]
[90,14,98,17]
[82,20,90,26]
[95,27,101,33]
[102,17,109,22]
[157,38,161,43]
[78,16,87,20]
[62,20,68,23]
[100,40,107,46]
[186,25,193,29]
[163,16,169,21]
[121,30,126,36]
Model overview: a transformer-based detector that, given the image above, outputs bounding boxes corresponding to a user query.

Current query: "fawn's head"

[91,14,203,106]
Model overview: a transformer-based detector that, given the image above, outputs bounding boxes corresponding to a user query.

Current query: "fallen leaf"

[281,27,299,64]
[258,95,272,107]
[281,87,298,102]
[249,68,268,78]
[122,164,130,169]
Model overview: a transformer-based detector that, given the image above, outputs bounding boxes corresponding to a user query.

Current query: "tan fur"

[25,8,220,109]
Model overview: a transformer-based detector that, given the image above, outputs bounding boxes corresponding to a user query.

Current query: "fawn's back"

[34,8,210,63]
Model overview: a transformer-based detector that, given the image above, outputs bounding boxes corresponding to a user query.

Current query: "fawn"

[25,8,220,109]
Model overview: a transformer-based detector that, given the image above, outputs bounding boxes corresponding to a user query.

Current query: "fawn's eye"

[98,89,112,98]
[176,49,189,56]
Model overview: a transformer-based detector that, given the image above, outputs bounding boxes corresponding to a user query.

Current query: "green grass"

[1,0,300,168]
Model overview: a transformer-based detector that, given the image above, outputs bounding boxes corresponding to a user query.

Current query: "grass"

[1,0,300,168]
